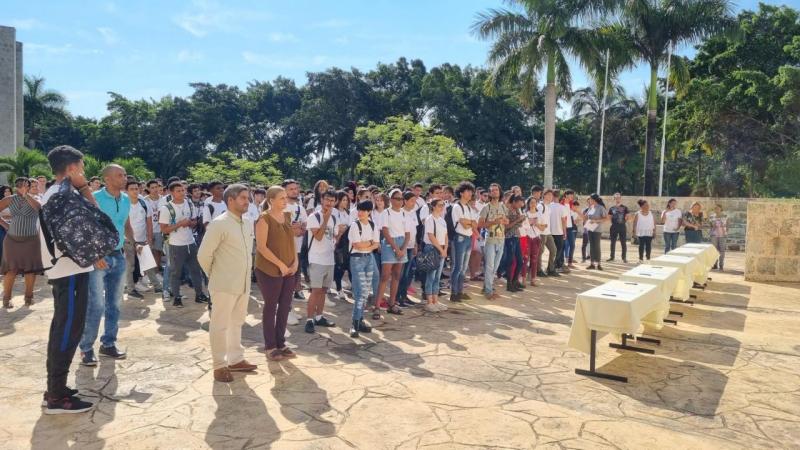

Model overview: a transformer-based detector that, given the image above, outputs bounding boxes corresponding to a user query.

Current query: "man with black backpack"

[447,182,478,303]
[39,145,106,414]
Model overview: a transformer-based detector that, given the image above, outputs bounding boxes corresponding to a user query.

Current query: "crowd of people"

[0,145,730,414]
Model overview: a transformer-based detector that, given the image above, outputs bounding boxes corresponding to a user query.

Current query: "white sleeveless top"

[635,211,655,237]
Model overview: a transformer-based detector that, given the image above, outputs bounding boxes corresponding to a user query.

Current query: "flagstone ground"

[0,242,798,449]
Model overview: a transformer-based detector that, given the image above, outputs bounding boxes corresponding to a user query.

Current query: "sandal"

[266,349,285,361]
[387,304,404,315]
[280,347,297,359]
[24,296,33,306]
[371,308,383,320]
[2,297,11,309]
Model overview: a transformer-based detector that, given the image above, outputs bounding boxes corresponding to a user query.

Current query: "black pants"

[589,231,602,264]
[168,243,204,299]
[553,234,565,269]
[46,273,90,398]
[609,224,627,260]
[581,230,589,260]
[638,236,653,260]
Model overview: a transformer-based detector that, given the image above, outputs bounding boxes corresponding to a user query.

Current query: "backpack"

[335,220,374,269]
[445,203,465,240]
[40,180,120,268]
[415,206,426,248]
[307,211,336,253]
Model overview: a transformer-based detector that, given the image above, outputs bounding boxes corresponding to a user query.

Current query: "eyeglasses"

[391,196,403,200]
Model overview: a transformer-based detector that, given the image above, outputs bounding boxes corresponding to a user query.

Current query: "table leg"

[670,296,694,305]
[690,294,698,299]
[574,330,628,383]
[609,334,655,354]
[669,310,684,317]
[663,318,678,325]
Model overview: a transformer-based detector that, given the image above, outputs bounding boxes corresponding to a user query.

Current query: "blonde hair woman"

[254,186,298,361]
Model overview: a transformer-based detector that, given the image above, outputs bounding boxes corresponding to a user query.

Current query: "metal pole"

[596,49,610,194]
[659,44,672,197]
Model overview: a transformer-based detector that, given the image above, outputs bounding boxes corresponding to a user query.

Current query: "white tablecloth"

[679,243,720,270]
[568,280,662,354]
[620,264,681,302]
[664,247,711,283]
[650,254,702,298]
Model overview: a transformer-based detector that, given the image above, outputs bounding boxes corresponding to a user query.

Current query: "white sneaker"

[435,303,448,311]
[134,280,151,292]
[337,290,346,300]
[285,329,291,338]
[155,273,164,284]
[287,310,299,326]
[325,297,335,307]
[424,304,439,313]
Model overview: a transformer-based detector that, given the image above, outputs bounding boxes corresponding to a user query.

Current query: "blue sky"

[2,0,779,119]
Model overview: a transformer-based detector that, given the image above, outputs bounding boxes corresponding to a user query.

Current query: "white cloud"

[7,18,43,30]
[177,49,204,62]
[97,27,119,45]
[242,51,328,69]
[173,0,271,37]
[26,43,102,55]
[268,32,298,43]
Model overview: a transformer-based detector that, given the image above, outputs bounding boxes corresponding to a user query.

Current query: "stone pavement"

[1,243,799,449]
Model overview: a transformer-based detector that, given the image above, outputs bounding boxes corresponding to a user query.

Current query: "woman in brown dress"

[0,178,44,307]
[254,186,298,361]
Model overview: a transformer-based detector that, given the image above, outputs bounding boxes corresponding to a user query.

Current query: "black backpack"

[335,220,374,269]
[445,203,465,240]
[414,207,426,248]
[40,180,120,268]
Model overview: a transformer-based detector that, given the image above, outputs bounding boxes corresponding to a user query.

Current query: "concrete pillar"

[15,41,23,150]
[0,26,16,157]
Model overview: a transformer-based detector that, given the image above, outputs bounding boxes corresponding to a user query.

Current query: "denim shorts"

[380,236,408,264]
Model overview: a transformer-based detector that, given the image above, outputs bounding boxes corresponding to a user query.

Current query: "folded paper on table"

[137,244,157,275]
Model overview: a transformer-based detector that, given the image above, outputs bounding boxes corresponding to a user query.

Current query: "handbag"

[416,245,442,272]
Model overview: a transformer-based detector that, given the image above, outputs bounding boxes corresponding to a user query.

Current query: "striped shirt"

[9,195,38,237]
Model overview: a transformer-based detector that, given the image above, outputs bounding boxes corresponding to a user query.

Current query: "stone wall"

[576,195,793,251]
[744,200,800,282]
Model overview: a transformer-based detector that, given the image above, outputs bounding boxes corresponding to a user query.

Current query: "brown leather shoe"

[228,360,258,372]
[214,367,233,382]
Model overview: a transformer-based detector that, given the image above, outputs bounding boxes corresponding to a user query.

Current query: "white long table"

[569,280,663,382]
[676,243,720,271]
[620,264,683,324]
[650,254,703,299]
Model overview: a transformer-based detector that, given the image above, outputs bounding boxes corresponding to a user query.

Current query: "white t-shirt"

[549,202,566,235]
[306,211,337,265]
[243,203,260,223]
[203,199,227,224]
[404,208,420,249]
[334,208,352,228]
[451,202,477,237]
[414,197,426,211]
[39,184,94,279]
[635,211,656,237]
[380,208,407,238]
[284,201,307,253]
[417,203,430,222]
[129,199,149,243]
[348,219,379,254]
[143,195,162,232]
[526,211,540,238]
[424,215,447,245]
[159,200,197,246]
[663,209,682,233]
[536,203,551,236]
[563,203,573,228]
[371,209,385,232]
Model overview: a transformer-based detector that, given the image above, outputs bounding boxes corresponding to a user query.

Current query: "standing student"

[683,202,704,243]
[633,199,655,262]
[584,193,607,270]
[422,199,449,311]
[369,192,387,307]
[143,179,165,280]
[449,182,478,302]
[709,205,728,271]
[661,198,682,253]
[537,190,558,276]
[197,184,258,381]
[79,165,133,366]
[549,190,569,274]
[566,200,581,268]
[282,179,308,304]
[397,191,420,307]
[348,200,379,337]
[304,189,341,333]
[159,182,209,307]
[202,181,227,229]
[525,197,542,287]
[124,180,162,299]
[607,193,630,263]
[503,195,526,292]
[0,178,43,307]
[333,190,352,300]
[254,186,299,360]
[478,183,508,299]
[561,190,577,269]
[375,189,409,315]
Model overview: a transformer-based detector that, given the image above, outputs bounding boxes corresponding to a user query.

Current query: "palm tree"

[472,0,611,188]
[571,84,641,120]
[0,148,50,182]
[604,0,735,195]
[23,76,68,150]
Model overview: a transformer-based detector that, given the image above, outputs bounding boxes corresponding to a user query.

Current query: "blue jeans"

[424,244,445,296]
[483,240,504,295]
[349,254,374,321]
[503,237,523,281]
[685,229,703,244]
[80,251,126,352]
[397,248,416,298]
[664,232,679,252]
[451,234,472,294]
[371,252,381,299]
[564,228,577,264]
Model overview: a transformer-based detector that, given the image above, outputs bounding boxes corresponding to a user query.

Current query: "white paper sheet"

[137,244,157,275]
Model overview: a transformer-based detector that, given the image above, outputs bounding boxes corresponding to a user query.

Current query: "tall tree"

[0,148,50,182]
[472,0,608,188]
[23,76,68,150]
[605,0,735,195]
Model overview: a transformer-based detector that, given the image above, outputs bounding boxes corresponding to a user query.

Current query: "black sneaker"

[606,258,615,262]
[42,388,79,407]
[304,320,315,334]
[127,290,144,299]
[537,270,547,278]
[173,297,184,308]
[547,271,561,277]
[80,350,98,367]
[357,319,372,333]
[154,287,163,294]
[314,316,335,327]
[293,291,305,300]
[99,345,127,359]
[44,396,93,415]
[405,296,421,306]
[195,294,210,304]
[397,298,411,308]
